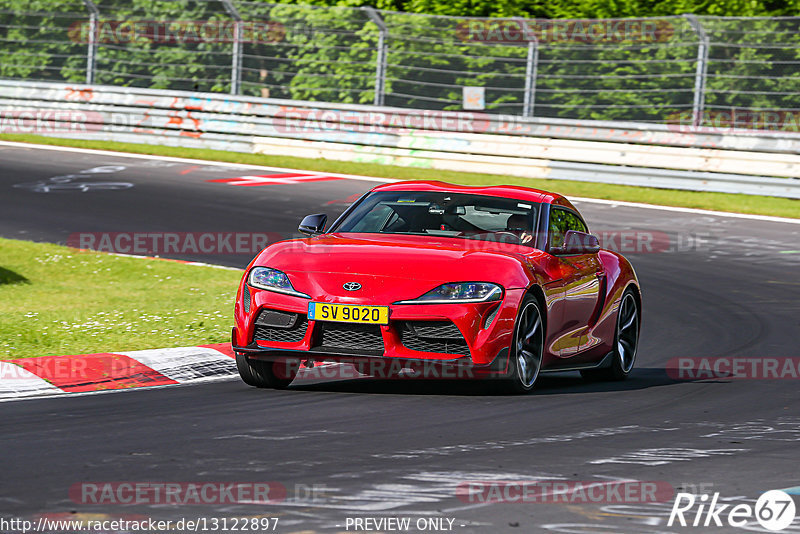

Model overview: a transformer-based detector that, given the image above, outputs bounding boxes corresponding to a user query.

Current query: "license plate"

[308,302,389,325]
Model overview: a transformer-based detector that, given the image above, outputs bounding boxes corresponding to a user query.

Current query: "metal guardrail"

[1,80,799,199]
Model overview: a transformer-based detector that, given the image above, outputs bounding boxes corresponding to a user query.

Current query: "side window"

[549,208,587,249]
[349,203,395,232]
[567,211,588,234]
[549,209,567,249]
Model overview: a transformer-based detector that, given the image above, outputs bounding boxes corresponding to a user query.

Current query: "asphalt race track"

[1,142,799,533]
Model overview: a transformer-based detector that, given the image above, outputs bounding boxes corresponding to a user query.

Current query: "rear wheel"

[236,353,297,389]
[503,296,544,394]
[581,289,639,381]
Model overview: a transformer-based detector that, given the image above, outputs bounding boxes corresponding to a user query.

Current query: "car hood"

[252,233,542,302]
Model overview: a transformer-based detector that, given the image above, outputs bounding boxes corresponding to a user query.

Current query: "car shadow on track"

[285,367,714,396]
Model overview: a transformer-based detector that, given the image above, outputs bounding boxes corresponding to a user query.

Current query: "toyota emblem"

[343,282,362,291]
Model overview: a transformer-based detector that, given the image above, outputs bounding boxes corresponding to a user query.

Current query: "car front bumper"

[233,284,527,373]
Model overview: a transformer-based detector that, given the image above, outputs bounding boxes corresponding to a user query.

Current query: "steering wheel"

[494,231,523,244]
[462,231,522,244]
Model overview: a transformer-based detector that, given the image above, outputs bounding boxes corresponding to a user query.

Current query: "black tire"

[581,288,639,382]
[236,353,297,389]
[502,295,545,394]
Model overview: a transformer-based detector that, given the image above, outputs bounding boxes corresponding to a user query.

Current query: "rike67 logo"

[668,490,796,531]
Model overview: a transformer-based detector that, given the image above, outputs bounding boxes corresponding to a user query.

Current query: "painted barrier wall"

[1,80,798,198]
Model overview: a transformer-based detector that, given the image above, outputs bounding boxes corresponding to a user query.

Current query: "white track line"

[0,140,394,183]
[102,251,242,271]
[569,196,800,225]
[1,140,797,224]
[0,378,240,404]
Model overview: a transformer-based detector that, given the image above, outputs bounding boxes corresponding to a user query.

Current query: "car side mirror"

[298,213,327,236]
[552,230,600,255]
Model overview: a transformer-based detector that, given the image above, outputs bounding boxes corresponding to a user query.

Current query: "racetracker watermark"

[69,482,290,505]
[66,230,710,257]
[455,19,675,43]
[2,354,175,383]
[272,360,480,381]
[667,357,800,380]
[273,109,492,134]
[67,232,282,255]
[667,109,800,133]
[4,515,281,533]
[534,229,709,254]
[67,20,286,44]
[456,480,674,504]
[0,110,103,134]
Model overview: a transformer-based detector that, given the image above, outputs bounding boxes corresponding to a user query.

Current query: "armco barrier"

[1,80,799,199]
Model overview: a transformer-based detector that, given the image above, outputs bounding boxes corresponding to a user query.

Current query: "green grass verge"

[1,133,797,219]
[0,237,240,360]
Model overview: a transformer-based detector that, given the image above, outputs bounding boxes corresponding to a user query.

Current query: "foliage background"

[0,0,798,124]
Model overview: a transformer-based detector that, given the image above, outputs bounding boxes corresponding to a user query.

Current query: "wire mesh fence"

[1,1,799,129]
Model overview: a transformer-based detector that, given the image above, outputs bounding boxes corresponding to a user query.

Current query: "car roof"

[369,180,577,210]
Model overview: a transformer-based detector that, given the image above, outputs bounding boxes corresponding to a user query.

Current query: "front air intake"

[398,321,470,356]
[253,308,308,343]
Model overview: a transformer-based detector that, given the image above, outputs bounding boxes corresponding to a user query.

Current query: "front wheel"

[503,296,545,394]
[581,289,639,381]
[236,353,297,389]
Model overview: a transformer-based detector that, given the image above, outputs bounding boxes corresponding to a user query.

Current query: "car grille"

[253,308,308,343]
[398,321,470,356]
[242,285,251,314]
[313,322,385,356]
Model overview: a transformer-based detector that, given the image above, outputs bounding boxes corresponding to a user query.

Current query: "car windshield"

[332,191,540,247]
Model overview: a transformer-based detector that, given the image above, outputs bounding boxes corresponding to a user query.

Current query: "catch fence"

[2,2,800,128]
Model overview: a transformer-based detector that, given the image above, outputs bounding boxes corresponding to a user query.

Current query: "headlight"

[248,267,310,299]
[395,282,503,304]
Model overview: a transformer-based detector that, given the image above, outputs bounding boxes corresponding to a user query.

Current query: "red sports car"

[232,181,641,393]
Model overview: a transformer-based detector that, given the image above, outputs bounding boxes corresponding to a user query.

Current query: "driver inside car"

[505,213,533,244]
